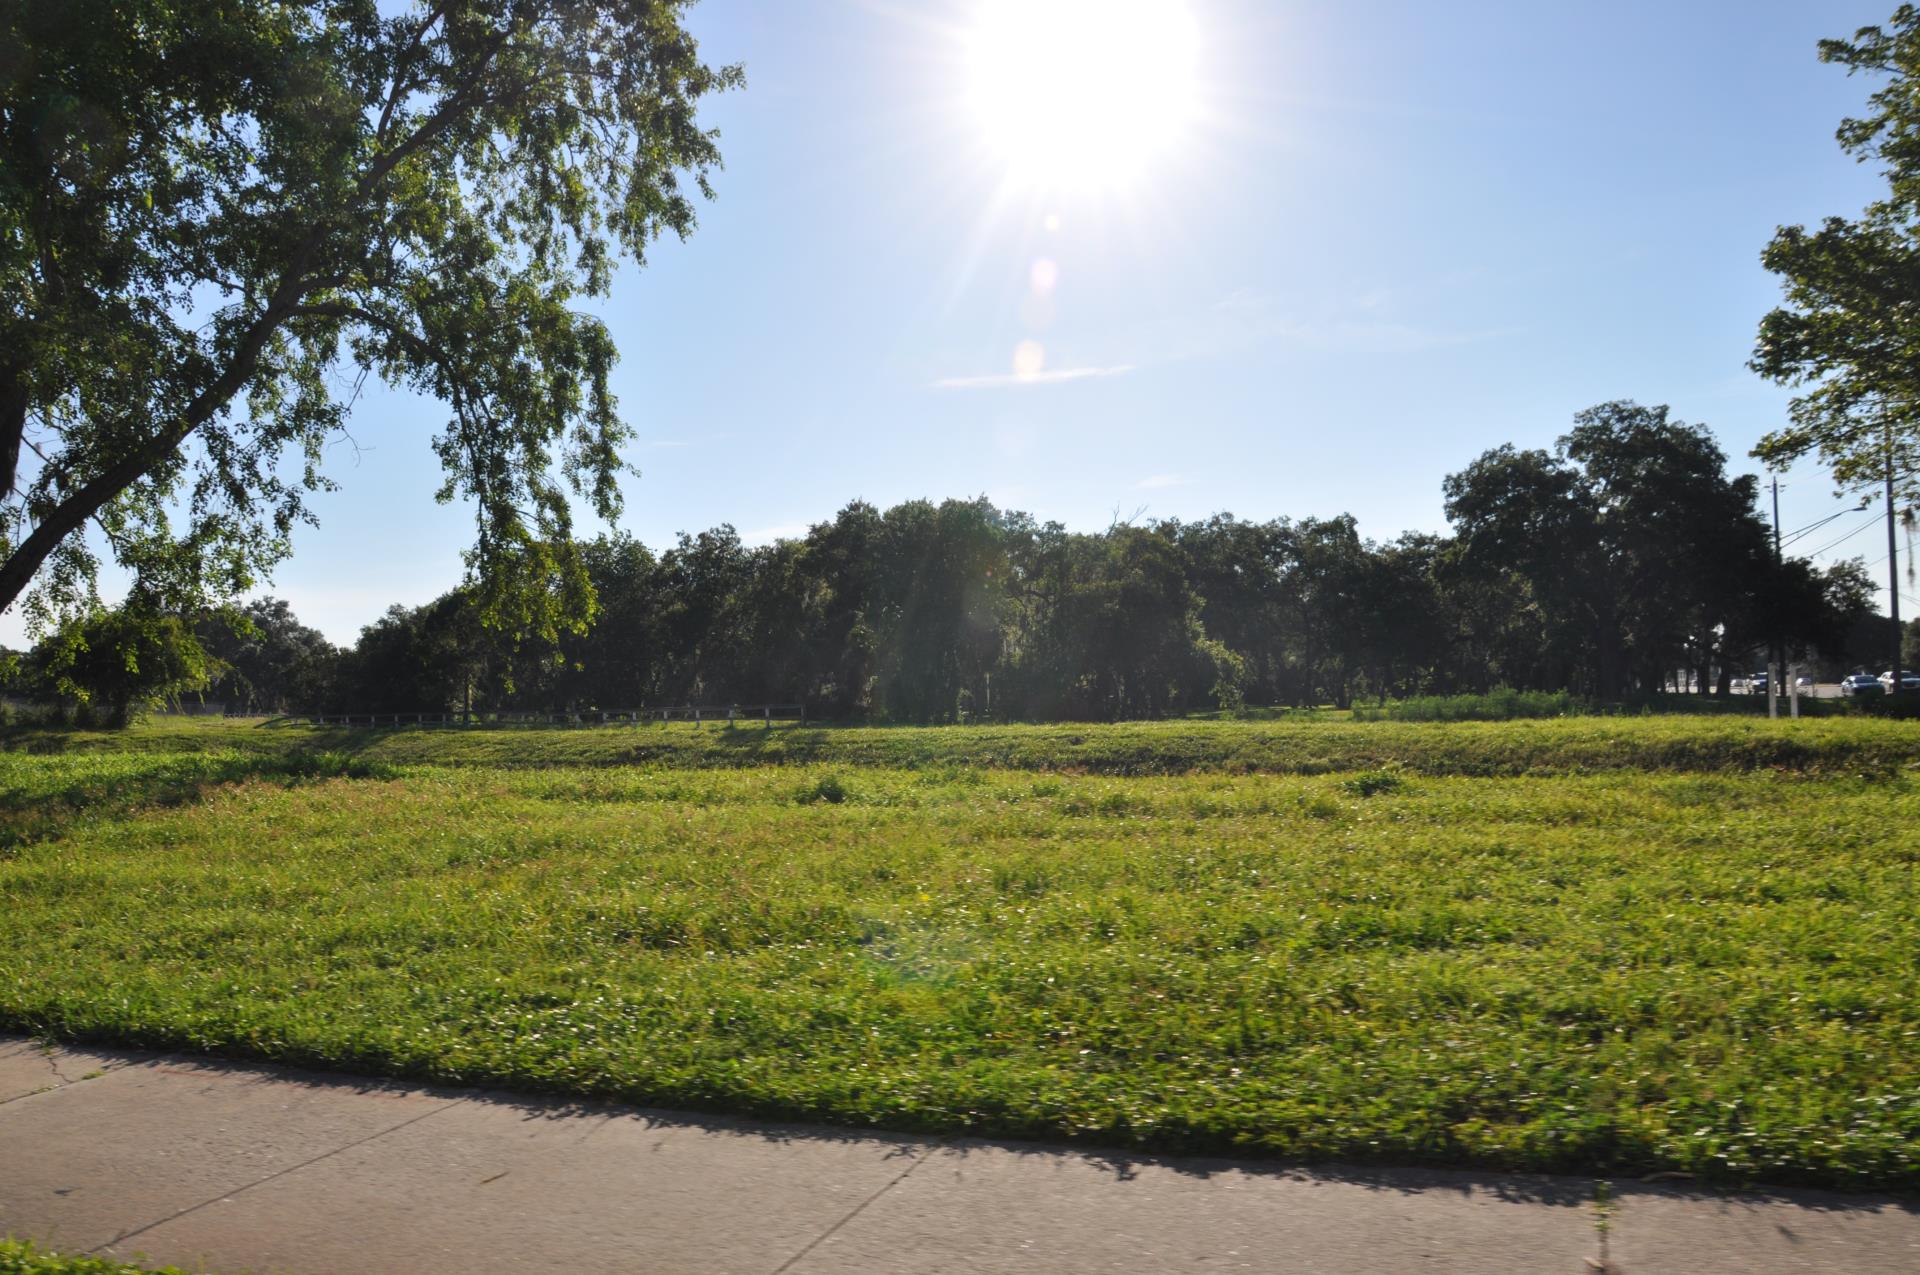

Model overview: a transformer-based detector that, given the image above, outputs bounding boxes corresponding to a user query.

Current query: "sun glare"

[965,0,1201,190]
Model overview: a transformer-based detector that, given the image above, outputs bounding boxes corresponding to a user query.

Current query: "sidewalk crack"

[40,1046,73,1086]
[0,1043,112,1107]
[86,1095,471,1256]
[769,1138,947,1275]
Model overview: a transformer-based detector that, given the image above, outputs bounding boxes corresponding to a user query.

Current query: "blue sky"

[14,0,1913,646]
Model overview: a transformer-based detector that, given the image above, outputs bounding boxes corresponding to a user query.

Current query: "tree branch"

[0,286,308,613]
[375,2,451,144]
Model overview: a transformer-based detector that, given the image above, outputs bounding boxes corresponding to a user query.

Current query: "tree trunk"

[0,365,26,504]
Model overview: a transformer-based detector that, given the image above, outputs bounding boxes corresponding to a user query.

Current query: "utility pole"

[1771,477,1783,561]
[1889,423,1905,697]
[1770,477,1784,718]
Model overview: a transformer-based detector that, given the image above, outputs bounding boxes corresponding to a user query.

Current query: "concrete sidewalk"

[2,1036,1915,1274]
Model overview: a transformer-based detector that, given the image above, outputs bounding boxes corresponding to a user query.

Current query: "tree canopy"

[0,0,738,634]
[1752,8,1920,507]
[20,403,1873,723]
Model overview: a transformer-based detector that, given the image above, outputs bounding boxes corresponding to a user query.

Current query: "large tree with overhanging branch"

[1752,9,1920,542]
[0,0,738,636]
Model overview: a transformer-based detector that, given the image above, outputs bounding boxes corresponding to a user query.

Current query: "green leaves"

[1753,11,1920,507]
[0,1,740,638]
[39,606,218,725]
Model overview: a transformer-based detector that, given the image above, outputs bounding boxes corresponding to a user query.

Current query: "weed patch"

[1340,769,1408,798]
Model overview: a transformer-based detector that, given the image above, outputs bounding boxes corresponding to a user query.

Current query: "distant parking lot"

[1733,680,1843,699]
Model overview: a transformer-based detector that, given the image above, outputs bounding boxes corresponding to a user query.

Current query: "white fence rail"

[296,704,807,729]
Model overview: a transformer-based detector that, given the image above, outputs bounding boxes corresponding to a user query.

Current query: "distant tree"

[1730,556,1878,681]
[1269,516,1380,708]
[653,527,753,704]
[1059,525,1217,719]
[548,535,662,709]
[728,539,824,706]
[869,499,1008,721]
[39,605,217,725]
[339,595,484,714]
[1447,404,1784,698]
[803,502,886,718]
[1170,515,1294,705]
[196,597,336,713]
[1562,402,1775,693]
[1,1,739,637]
[1357,533,1454,700]
[1835,608,1904,676]
[1444,443,1613,694]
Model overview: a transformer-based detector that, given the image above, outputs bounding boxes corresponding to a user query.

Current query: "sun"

[964,0,1201,190]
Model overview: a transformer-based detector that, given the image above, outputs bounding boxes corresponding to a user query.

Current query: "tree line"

[9,402,1902,724]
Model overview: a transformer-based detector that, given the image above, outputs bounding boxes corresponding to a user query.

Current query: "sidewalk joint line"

[1589,1176,1615,1274]
[768,1137,948,1275]
[86,1094,472,1256]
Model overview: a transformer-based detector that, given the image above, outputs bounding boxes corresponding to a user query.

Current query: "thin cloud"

[933,364,1135,391]
[1144,288,1514,363]
[1135,474,1194,490]
[740,522,810,546]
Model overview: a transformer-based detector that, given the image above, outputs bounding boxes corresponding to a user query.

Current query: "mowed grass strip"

[2,756,1916,1189]
[7,714,1920,777]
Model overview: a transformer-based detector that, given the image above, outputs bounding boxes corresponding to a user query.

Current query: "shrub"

[1353,689,1580,722]
[1340,769,1407,797]
[796,773,850,804]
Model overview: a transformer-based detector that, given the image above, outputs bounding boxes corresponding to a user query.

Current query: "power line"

[1804,514,1884,559]
[1780,507,1863,549]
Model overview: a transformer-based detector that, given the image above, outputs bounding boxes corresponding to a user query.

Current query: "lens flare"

[965,0,1201,190]
[1012,340,1047,380]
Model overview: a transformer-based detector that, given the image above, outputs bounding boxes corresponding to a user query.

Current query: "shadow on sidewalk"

[16,1036,1916,1217]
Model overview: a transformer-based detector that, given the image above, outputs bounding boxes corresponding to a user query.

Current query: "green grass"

[3,716,1919,1191]
[6,713,1919,777]
[0,1241,187,1275]
[1346,689,1869,722]
[1350,689,1583,721]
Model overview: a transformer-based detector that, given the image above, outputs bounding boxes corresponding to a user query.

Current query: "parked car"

[1879,670,1920,694]
[1841,673,1884,698]
[1749,671,1769,694]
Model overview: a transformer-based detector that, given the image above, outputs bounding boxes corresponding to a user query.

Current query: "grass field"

[5,712,1918,775]
[2,717,1917,1190]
